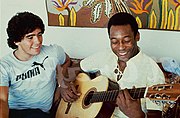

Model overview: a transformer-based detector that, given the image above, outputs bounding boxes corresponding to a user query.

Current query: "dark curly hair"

[6,11,45,49]
[107,12,138,37]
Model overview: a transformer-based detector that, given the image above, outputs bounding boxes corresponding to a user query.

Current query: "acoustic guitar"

[56,73,180,118]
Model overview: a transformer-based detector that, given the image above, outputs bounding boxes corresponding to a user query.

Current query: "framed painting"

[46,0,180,31]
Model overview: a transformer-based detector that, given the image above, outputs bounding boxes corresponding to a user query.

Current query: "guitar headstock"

[146,83,180,102]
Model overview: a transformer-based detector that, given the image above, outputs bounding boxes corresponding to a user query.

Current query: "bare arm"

[60,54,71,78]
[0,86,9,118]
[56,55,81,102]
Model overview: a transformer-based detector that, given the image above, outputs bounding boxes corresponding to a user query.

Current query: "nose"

[34,36,41,44]
[118,40,125,50]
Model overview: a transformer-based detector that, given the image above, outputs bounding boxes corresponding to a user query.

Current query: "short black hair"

[107,12,138,36]
[6,11,45,49]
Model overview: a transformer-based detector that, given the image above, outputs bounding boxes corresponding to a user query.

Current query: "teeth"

[119,52,127,56]
[32,45,40,48]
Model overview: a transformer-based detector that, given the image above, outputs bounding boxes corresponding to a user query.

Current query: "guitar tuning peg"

[152,86,165,91]
[161,93,171,100]
[152,85,173,91]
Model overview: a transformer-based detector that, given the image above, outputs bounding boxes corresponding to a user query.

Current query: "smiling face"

[110,24,140,62]
[14,28,43,61]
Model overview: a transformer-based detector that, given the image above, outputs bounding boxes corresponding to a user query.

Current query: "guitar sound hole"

[84,91,94,106]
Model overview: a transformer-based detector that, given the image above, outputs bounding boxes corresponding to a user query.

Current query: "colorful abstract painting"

[46,0,180,31]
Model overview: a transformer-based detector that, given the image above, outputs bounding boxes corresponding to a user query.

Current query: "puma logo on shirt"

[15,56,48,81]
[16,67,40,81]
[32,56,48,70]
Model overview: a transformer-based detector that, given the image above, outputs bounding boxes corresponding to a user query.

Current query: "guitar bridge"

[65,102,72,114]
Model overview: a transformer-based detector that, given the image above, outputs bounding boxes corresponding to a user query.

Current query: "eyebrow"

[25,32,43,38]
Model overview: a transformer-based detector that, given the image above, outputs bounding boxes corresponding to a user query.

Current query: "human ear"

[135,32,140,41]
[14,41,20,46]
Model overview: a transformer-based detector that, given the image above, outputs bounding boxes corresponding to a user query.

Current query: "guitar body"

[56,73,112,118]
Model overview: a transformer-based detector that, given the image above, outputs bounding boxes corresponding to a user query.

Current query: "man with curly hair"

[0,11,78,118]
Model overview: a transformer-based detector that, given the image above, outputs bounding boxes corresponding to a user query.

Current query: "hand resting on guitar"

[59,81,81,102]
[56,60,81,102]
[116,88,145,118]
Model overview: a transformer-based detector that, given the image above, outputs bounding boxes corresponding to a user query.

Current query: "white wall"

[1,0,180,62]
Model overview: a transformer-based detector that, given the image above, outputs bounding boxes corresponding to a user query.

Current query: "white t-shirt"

[80,49,165,118]
[0,44,66,112]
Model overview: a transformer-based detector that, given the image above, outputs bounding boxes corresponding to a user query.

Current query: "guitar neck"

[89,87,146,103]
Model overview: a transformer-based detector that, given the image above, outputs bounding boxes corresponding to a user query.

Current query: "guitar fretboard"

[89,87,146,103]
